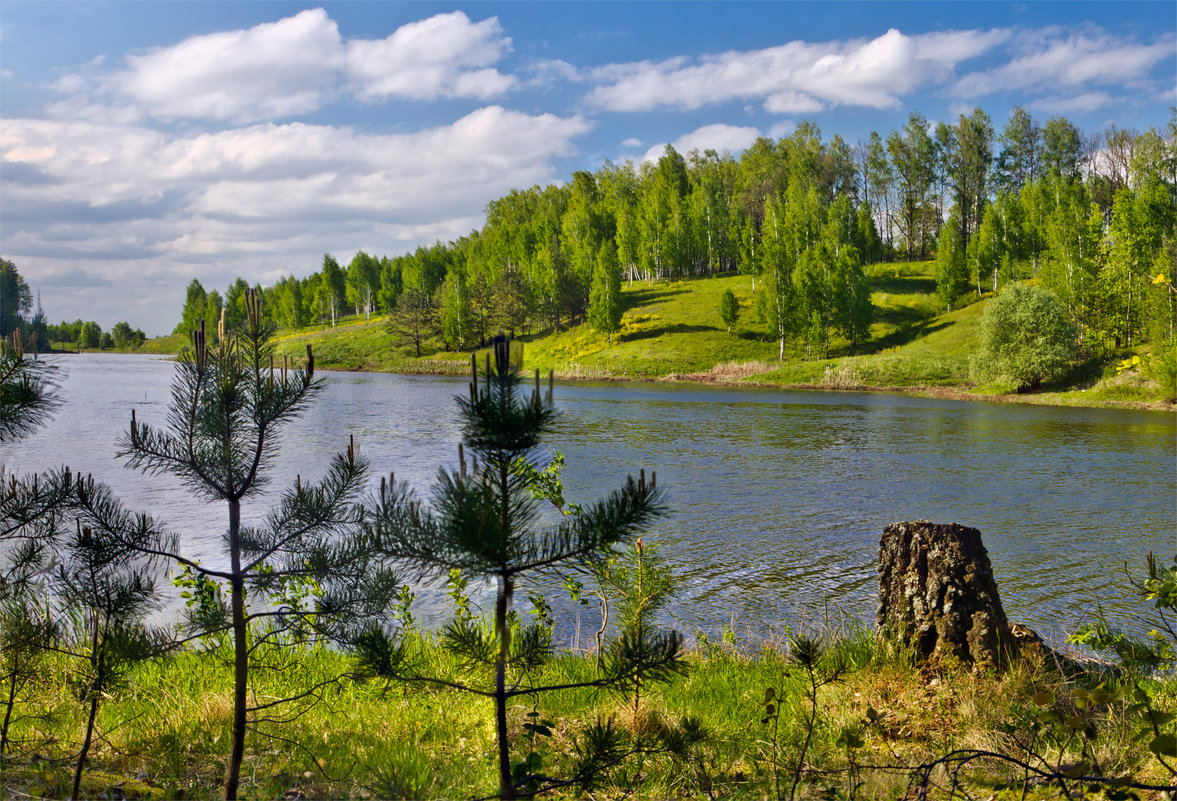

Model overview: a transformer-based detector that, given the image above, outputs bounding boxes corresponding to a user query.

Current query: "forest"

[159,105,1176,371]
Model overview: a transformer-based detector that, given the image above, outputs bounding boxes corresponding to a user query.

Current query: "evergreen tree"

[361,340,682,799]
[119,290,397,800]
[53,482,172,801]
[0,332,70,756]
[1,331,60,444]
[389,287,439,357]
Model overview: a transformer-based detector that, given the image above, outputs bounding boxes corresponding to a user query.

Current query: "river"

[4,352,1174,645]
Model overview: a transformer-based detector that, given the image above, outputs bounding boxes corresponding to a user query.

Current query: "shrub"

[970,283,1078,391]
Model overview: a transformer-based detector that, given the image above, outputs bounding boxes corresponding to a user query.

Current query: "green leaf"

[1150,733,1177,758]
[523,723,553,738]
[1031,691,1054,706]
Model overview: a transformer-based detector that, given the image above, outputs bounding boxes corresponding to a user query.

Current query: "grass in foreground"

[6,624,1175,800]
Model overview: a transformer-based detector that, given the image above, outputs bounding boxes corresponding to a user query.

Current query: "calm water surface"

[5,353,1174,643]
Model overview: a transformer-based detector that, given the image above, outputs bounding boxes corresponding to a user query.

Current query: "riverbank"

[262,264,1175,412]
[129,263,1174,412]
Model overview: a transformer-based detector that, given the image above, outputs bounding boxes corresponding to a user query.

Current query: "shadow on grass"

[869,275,938,295]
[870,320,951,351]
[623,286,689,310]
[875,304,938,329]
[622,323,716,343]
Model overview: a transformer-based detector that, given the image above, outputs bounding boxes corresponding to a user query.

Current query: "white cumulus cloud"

[588,28,1010,113]
[640,123,761,163]
[954,30,1174,101]
[1,108,589,333]
[87,9,516,123]
[345,11,515,101]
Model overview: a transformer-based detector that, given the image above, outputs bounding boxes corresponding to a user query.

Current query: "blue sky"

[2,1,1174,336]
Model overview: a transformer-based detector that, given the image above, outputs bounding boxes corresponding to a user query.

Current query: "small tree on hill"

[588,243,623,343]
[719,289,740,333]
[118,290,398,800]
[935,213,971,312]
[388,287,439,357]
[970,283,1079,391]
[360,339,683,799]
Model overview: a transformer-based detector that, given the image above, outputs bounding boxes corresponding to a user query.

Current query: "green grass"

[7,624,1174,800]
[144,263,1173,409]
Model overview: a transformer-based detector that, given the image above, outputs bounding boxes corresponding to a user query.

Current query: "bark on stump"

[877,521,1014,666]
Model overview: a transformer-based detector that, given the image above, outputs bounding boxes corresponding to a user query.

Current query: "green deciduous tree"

[935,212,971,312]
[588,242,623,343]
[996,106,1040,194]
[176,279,207,337]
[1041,116,1083,180]
[971,283,1079,390]
[439,267,471,351]
[888,113,936,260]
[77,322,102,351]
[0,261,32,338]
[318,254,347,327]
[347,251,382,319]
[719,288,740,333]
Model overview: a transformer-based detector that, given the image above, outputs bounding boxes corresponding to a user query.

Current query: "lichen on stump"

[877,521,1015,666]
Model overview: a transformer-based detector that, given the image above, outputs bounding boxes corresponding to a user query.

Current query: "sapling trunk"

[71,692,99,801]
[1,669,20,755]
[225,499,246,801]
[495,575,514,800]
[71,614,103,801]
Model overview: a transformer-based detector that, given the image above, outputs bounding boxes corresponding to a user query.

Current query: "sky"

[1,1,1174,336]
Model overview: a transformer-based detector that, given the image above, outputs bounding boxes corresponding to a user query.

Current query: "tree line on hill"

[0,260,147,352]
[172,105,1174,361]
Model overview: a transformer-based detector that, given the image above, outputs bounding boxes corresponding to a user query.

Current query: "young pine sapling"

[360,339,684,799]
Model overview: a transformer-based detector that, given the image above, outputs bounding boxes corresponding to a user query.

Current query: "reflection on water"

[5,352,1175,643]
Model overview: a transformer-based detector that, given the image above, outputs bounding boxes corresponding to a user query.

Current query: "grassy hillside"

[153,261,1170,409]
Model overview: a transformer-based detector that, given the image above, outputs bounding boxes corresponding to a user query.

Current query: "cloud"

[1025,92,1115,114]
[954,30,1174,99]
[525,59,582,88]
[87,9,515,123]
[767,121,797,140]
[115,8,345,122]
[345,11,515,101]
[587,28,1009,113]
[1,108,589,333]
[640,123,761,163]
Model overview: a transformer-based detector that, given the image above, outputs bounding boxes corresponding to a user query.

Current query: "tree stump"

[877,521,1014,666]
